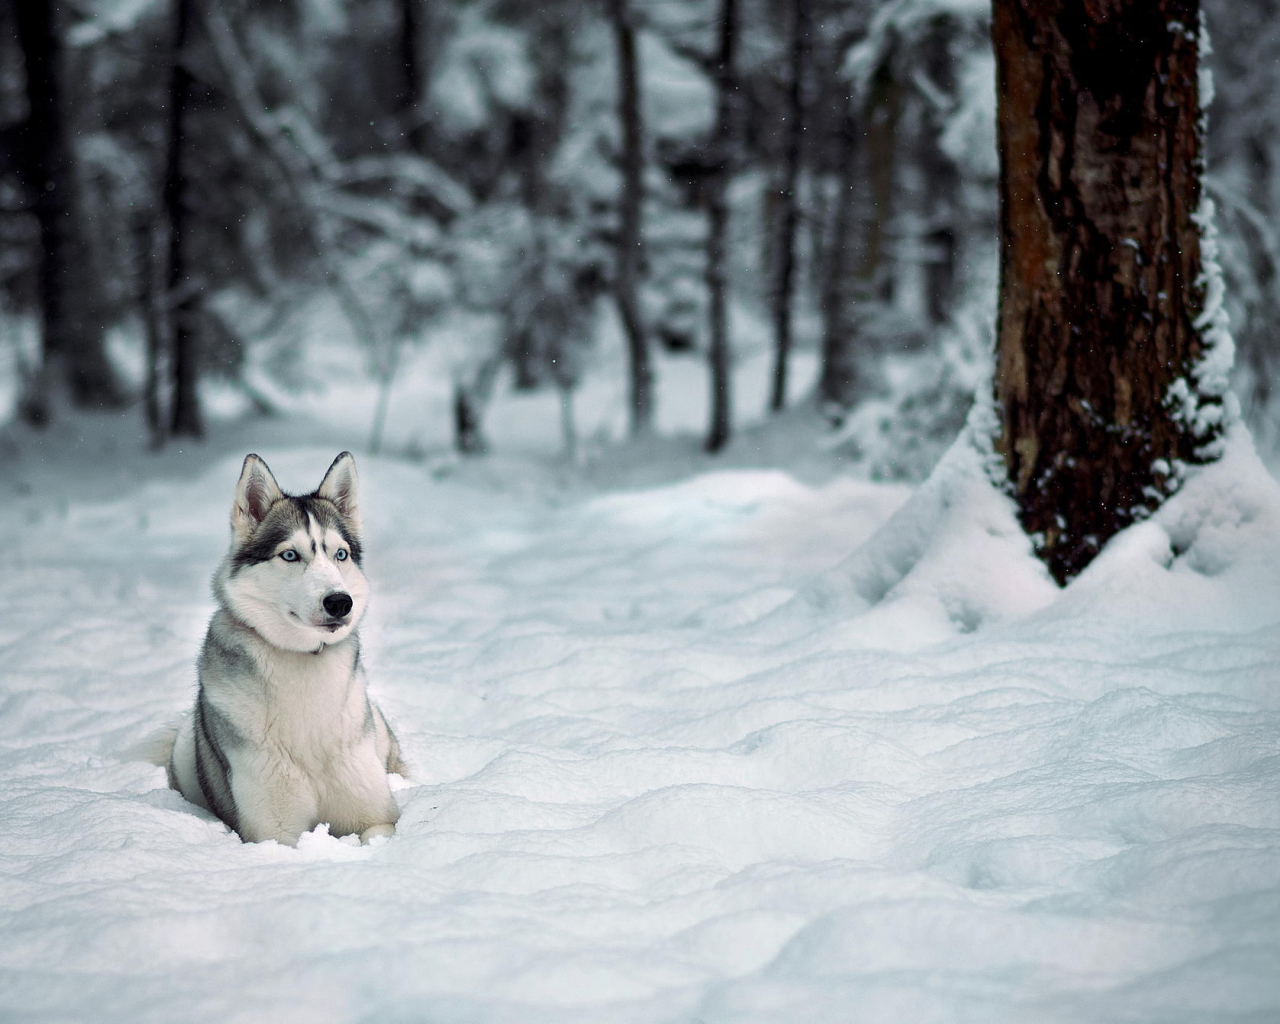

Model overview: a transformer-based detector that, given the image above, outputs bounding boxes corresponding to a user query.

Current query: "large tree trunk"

[13,0,123,422]
[705,0,738,453]
[769,0,811,413]
[992,0,1229,583]
[608,0,653,435]
[165,0,203,439]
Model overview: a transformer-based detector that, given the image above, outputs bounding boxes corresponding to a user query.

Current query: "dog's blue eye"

[280,550,299,562]
[335,549,348,561]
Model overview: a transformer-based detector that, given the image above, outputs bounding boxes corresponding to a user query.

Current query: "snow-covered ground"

[2,406,1279,1021]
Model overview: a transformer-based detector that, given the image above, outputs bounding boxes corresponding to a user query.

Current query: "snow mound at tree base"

[1070,428,1280,636]
[790,433,1060,648]
[1,433,1277,1022]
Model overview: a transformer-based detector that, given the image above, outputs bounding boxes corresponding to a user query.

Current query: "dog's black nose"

[323,592,353,618]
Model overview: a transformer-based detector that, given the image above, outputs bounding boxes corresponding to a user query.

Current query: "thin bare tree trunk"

[368,335,403,456]
[992,0,1228,583]
[453,355,502,456]
[608,0,653,435]
[705,0,738,453]
[14,0,123,422]
[136,218,168,447]
[818,109,859,411]
[819,59,899,415]
[769,0,810,413]
[165,0,202,438]
[854,64,899,311]
[453,385,486,455]
[558,384,577,463]
[398,0,428,151]
[920,16,960,326]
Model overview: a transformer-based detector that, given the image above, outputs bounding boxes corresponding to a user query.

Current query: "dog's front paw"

[360,823,395,844]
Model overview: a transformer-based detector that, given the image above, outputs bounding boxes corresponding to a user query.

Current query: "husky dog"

[169,452,404,845]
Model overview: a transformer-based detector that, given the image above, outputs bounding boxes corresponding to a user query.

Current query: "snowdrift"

[1,427,1278,1022]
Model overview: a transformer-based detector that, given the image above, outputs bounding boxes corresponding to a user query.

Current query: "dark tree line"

[1,0,1011,455]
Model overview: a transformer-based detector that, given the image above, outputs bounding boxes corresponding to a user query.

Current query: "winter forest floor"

[2,349,1280,1022]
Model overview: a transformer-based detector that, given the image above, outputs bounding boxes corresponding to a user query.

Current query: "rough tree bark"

[769,0,811,413]
[608,0,653,435]
[705,0,738,453]
[14,0,123,422]
[165,0,203,438]
[992,0,1228,583]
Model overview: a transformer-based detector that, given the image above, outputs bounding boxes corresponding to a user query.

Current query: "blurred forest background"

[1,0,1277,476]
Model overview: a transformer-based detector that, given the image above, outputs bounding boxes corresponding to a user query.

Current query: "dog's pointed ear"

[232,454,283,538]
[317,451,360,531]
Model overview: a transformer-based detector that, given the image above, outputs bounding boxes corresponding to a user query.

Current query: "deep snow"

[1,417,1279,1023]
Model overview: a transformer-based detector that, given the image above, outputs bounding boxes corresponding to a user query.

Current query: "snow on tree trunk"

[14,0,123,421]
[991,0,1232,584]
[608,0,653,436]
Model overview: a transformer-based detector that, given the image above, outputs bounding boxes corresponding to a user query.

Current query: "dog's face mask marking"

[220,453,369,653]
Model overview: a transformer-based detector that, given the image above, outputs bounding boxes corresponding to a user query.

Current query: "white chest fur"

[217,637,366,759]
